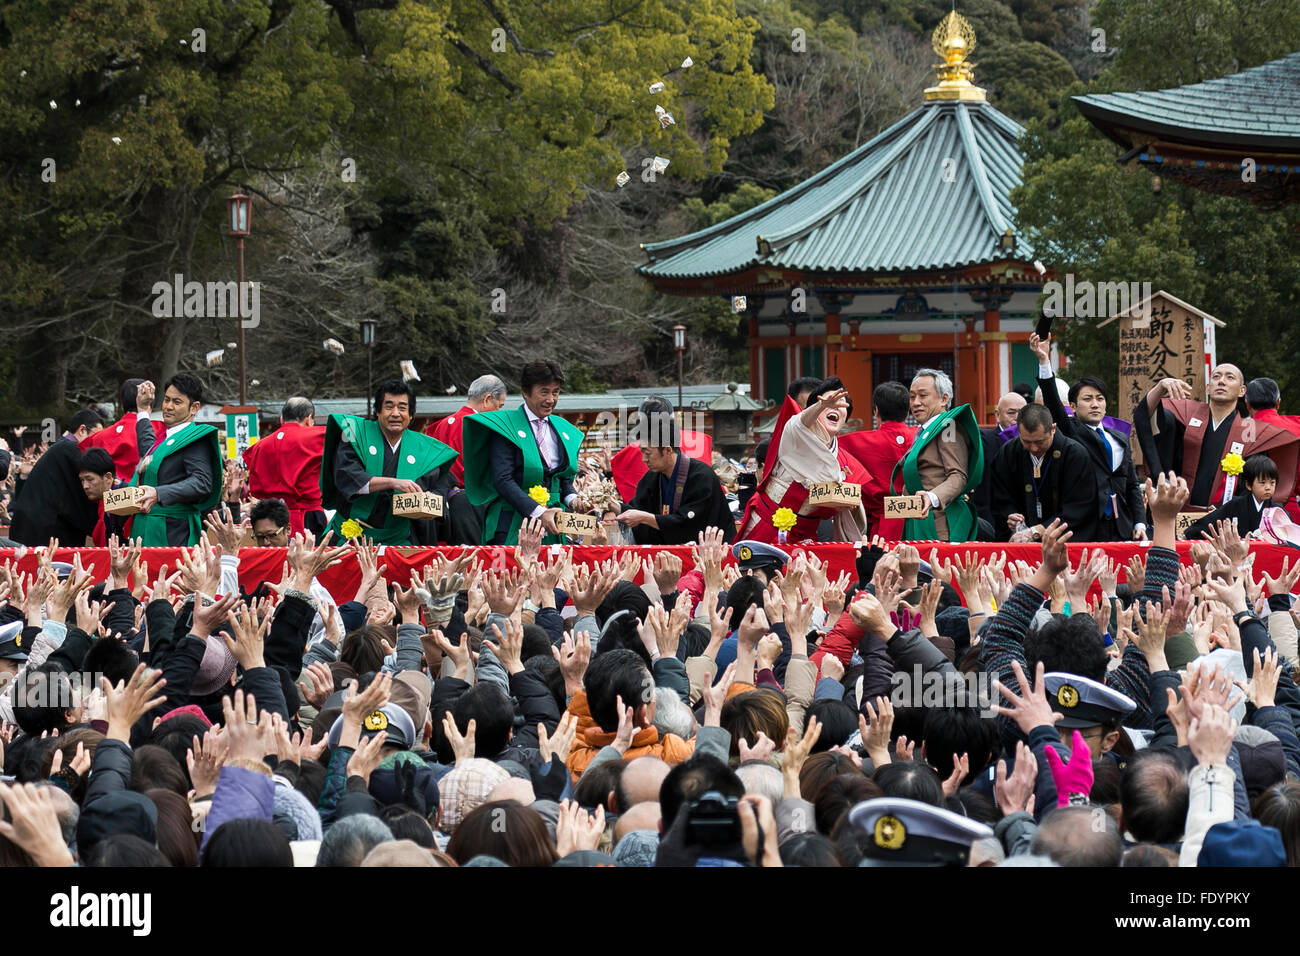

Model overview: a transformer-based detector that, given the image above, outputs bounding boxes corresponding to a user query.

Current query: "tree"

[1012,0,1300,403]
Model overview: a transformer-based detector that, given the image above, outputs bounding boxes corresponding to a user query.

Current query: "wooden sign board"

[1175,512,1207,537]
[554,511,599,537]
[103,486,145,516]
[1105,291,1223,470]
[808,481,863,508]
[883,495,928,518]
[392,491,444,520]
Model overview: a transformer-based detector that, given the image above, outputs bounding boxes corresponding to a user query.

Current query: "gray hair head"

[912,368,953,404]
[735,761,784,807]
[997,853,1059,867]
[467,375,506,403]
[652,686,695,741]
[281,396,315,423]
[316,814,393,868]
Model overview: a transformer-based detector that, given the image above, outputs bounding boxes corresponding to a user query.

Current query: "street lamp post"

[361,318,377,412]
[673,324,686,414]
[227,190,252,406]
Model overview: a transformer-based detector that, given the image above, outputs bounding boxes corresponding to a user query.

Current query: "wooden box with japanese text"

[554,511,599,537]
[808,481,862,509]
[883,495,928,519]
[103,486,145,516]
[392,491,444,520]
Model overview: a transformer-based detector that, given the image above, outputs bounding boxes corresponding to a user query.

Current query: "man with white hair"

[427,374,507,544]
[241,396,326,535]
[893,369,983,541]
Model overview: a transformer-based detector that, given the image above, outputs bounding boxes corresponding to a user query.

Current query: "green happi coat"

[320,415,457,545]
[893,404,984,542]
[462,407,584,545]
[127,424,222,546]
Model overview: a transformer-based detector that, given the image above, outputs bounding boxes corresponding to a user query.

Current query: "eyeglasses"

[253,528,286,545]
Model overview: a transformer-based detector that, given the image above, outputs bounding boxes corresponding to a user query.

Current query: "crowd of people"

[0,351,1296,868]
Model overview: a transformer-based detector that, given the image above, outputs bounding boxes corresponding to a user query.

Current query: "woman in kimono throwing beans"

[738,377,871,544]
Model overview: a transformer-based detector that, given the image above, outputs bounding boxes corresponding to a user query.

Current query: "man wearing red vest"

[838,381,917,539]
[424,374,507,544]
[1135,365,1300,509]
[83,378,165,482]
[1246,377,1300,521]
[241,397,327,535]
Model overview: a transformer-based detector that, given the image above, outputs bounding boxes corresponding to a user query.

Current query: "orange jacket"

[564,690,695,783]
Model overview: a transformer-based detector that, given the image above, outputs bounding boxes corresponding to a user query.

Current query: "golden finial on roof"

[924,10,986,102]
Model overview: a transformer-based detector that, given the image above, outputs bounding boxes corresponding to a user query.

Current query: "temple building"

[637,11,1048,426]
[1075,50,1300,208]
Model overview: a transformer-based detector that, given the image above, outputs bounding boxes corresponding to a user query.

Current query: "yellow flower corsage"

[1221,452,1245,477]
[528,485,550,506]
[339,519,364,540]
[772,507,797,531]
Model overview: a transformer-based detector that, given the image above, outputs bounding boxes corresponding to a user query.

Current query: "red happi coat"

[425,404,476,486]
[241,421,326,534]
[838,421,919,539]
[1251,408,1300,520]
[83,413,166,482]
[739,397,873,543]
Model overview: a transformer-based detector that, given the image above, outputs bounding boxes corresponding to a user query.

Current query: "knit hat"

[1198,820,1286,867]
[1163,632,1200,672]
[1234,724,1286,796]
[361,840,436,867]
[612,829,659,867]
[191,636,238,696]
[273,782,323,842]
[76,791,157,859]
[158,704,212,728]
[436,759,509,834]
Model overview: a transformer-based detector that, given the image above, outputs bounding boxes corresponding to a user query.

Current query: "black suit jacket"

[627,455,735,545]
[990,432,1101,541]
[9,438,98,545]
[1037,373,1145,538]
[489,424,577,523]
[973,427,1008,529]
[1183,494,1277,543]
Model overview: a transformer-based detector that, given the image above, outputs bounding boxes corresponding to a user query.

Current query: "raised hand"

[552,632,591,697]
[991,660,1062,735]
[187,729,228,798]
[297,660,335,710]
[0,783,75,866]
[738,730,777,763]
[484,618,525,675]
[1043,730,1093,807]
[102,663,167,742]
[1187,703,1236,768]
[441,714,476,765]
[781,716,821,799]
[994,740,1038,816]
[860,696,894,766]
[436,630,476,682]
[223,602,268,670]
[203,507,247,557]
[555,799,605,857]
[538,712,579,765]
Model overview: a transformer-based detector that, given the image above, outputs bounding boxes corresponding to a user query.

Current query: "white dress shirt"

[522,404,576,519]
